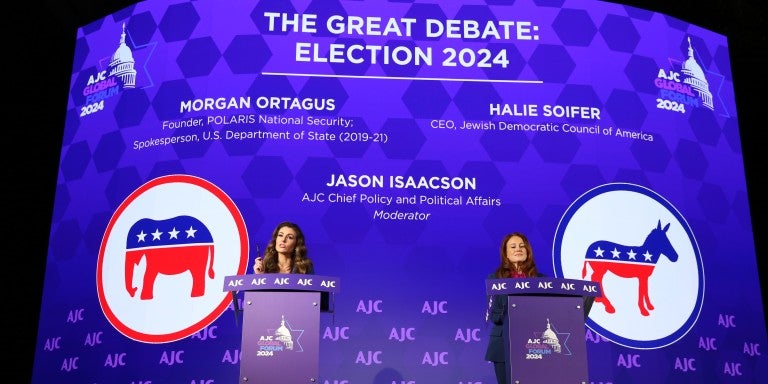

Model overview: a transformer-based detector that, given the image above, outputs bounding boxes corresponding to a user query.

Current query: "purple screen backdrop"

[33,0,768,383]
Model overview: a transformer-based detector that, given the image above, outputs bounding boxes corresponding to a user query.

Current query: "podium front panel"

[240,291,321,383]
[505,295,589,384]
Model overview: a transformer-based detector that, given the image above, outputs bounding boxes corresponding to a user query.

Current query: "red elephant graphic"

[125,215,215,300]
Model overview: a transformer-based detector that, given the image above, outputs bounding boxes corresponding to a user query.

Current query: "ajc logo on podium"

[256,315,306,358]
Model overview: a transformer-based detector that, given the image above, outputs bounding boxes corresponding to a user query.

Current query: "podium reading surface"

[486,277,601,384]
[224,274,339,383]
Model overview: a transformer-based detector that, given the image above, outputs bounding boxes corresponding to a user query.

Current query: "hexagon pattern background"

[33,0,766,383]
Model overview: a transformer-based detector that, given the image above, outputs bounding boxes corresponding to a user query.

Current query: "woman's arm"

[488,294,506,325]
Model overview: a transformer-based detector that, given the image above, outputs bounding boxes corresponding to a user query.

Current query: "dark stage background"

[9,0,766,381]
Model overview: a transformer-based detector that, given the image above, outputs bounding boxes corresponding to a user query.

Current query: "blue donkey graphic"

[581,220,678,316]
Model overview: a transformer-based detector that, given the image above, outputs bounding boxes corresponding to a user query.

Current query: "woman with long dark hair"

[253,221,314,274]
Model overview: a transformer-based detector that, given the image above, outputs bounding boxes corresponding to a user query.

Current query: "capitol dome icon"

[108,23,137,89]
[541,319,562,354]
[681,37,713,110]
[275,315,294,350]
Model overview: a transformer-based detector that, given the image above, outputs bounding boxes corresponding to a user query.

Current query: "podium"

[485,277,601,384]
[223,274,340,383]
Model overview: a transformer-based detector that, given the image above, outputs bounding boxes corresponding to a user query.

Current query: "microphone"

[231,243,263,326]
[230,288,241,327]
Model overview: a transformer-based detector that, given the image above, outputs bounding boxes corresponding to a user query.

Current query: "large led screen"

[33,0,767,383]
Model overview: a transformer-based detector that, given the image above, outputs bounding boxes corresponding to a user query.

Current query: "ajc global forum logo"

[653,36,716,115]
[79,23,153,117]
[256,315,306,357]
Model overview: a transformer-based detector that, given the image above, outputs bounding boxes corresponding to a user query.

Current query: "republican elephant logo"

[581,220,678,316]
[125,215,215,300]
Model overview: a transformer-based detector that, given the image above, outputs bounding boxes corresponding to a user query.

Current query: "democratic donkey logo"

[98,175,248,343]
[582,220,678,317]
[553,183,704,349]
[125,215,215,300]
